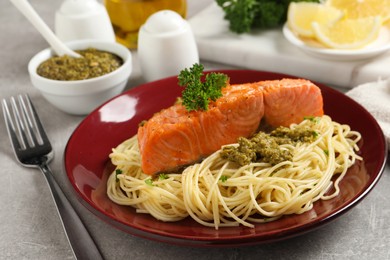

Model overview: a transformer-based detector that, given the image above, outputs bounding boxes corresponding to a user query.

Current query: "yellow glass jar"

[104,0,187,49]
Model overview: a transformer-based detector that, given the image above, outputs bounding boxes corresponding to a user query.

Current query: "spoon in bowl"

[10,0,81,58]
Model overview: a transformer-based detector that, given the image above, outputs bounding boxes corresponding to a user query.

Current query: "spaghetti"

[107,115,362,229]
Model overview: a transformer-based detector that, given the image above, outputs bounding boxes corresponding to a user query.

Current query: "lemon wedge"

[312,16,382,49]
[287,2,344,37]
[326,0,390,22]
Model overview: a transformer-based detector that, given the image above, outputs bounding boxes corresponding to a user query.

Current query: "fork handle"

[39,163,104,260]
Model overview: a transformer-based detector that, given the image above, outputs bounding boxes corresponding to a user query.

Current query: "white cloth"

[346,78,390,149]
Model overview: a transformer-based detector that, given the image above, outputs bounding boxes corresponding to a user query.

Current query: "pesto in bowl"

[28,39,132,115]
[37,48,123,81]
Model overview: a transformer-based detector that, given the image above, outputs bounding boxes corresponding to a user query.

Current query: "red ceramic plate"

[64,70,387,247]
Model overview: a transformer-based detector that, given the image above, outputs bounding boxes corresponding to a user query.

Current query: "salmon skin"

[137,78,323,175]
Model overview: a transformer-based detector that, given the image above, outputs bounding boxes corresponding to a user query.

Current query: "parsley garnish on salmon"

[178,63,229,111]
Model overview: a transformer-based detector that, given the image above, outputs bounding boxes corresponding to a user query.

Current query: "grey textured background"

[0,0,389,259]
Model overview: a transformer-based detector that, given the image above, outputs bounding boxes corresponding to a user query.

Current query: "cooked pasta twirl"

[107,116,362,229]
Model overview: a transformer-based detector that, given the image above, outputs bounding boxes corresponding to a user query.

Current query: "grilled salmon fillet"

[138,83,265,175]
[138,78,323,175]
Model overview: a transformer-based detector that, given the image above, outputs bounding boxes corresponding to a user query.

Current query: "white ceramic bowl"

[28,39,132,115]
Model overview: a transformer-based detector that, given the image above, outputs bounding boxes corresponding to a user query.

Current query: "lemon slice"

[312,16,382,49]
[287,2,344,37]
[326,0,390,22]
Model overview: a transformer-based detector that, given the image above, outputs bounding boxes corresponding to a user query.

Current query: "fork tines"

[2,94,50,151]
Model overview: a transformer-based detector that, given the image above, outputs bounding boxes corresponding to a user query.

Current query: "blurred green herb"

[220,175,229,182]
[159,173,169,180]
[145,179,154,186]
[304,116,320,123]
[216,0,320,34]
[115,169,122,182]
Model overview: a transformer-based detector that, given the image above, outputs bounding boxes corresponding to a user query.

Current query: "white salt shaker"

[55,0,115,42]
[138,10,199,82]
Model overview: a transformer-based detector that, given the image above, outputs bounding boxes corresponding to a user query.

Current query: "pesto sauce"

[221,125,318,166]
[37,48,123,81]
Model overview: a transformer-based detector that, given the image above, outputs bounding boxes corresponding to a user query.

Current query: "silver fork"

[2,94,103,260]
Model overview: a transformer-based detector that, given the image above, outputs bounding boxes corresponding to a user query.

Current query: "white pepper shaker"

[55,0,115,42]
[138,10,199,82]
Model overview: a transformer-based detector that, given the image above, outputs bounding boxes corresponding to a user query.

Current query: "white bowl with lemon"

[283,1,390,60]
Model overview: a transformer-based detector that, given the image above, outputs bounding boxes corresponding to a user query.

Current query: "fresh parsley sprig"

[216,0,320,34]
[178,63,228,111]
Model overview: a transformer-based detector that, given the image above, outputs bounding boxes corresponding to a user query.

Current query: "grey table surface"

[1,1,389,259]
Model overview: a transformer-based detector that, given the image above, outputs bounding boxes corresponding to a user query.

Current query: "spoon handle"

[10,0,81,58]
